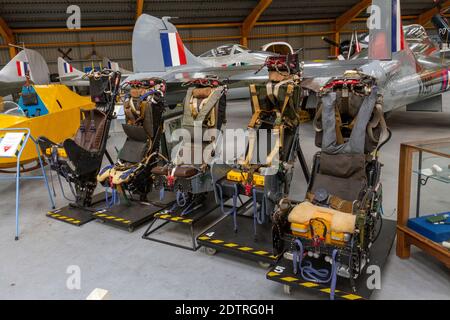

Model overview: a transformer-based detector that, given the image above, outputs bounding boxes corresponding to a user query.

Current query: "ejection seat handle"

[105,150,114,165]
[297,147,310,183]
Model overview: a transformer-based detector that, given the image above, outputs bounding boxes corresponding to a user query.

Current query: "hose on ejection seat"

[252,187,267,236]
[292,239,339,300]
[215,183,238,232]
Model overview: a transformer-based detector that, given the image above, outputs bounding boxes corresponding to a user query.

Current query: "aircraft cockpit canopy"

[0,101,26,118]
[403,25,430,42]
[199,44,249,58]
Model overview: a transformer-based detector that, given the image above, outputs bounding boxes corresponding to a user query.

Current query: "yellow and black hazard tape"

[154,211,193,224]
[266,271,364,300]
[197,235,279,260]
[47,211,81,225]
[14,135,27,157]
[93,211,131,225]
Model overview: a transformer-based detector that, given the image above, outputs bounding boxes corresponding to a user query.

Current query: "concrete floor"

[0,95,449,300]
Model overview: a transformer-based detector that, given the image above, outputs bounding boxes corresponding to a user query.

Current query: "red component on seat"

[244,183,252,197]
[167,175,175,188]
[312,236,325,247]
[323,79,361,89]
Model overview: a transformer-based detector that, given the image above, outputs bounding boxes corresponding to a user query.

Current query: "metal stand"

[266,219,397,300]
[0,128,55,240]
[142,192,236,251]
[93,199,169,232]
[197,146,310,263]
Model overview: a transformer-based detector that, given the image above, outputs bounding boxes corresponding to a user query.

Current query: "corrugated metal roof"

[0,0,440,29]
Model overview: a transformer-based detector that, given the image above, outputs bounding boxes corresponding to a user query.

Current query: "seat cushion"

[288,201,356,234]
[173,166,198,178]
[192,87,212,99]
[151,166,168,176]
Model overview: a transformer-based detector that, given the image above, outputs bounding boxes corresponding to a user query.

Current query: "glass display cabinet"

[397,138,450,268]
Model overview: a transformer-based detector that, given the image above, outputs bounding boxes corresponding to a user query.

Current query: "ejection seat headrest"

[192,87,213,99]
[265,53,301,83]
[182,77,223,89]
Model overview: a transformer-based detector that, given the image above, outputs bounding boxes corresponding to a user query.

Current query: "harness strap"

[248,84,262,129]
[243,128,257,166]
[334,105,344,145]
[266,127,282,166]
[184,86,222,130]
[313,103,323,132]
[367,101,389,153]
[266,82,276,105]
[280,83,294,116]
[321,89,378,154]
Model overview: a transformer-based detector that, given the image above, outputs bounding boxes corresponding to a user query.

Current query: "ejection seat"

[96,79,167,202]
[271,72,391,298]
[38,69,121,208]
[150,77,227,215]
[214,53,308,235]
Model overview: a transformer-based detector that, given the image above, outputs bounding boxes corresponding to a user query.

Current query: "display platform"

[92,191,176,232]
[142,192,228,251]
[47,193,107,226]
[197,211,280,265]
[266,219,397,300]
[93,201,167,232]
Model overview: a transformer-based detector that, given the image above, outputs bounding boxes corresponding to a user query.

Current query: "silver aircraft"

[122,0,450,111]
[198,42,294,67]
[0,48,50,97]
[301,0,450,113]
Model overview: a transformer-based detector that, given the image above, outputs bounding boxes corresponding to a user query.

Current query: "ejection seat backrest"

[308,90,381,202]
[73,109,107,151]
[310,153,367,202]
[252,82,302,112]
[181,86,225,141]
[314,91,382,154]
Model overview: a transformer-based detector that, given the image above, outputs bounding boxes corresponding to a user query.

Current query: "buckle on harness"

[244,183,252,197]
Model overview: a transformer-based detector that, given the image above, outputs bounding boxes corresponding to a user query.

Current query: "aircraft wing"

[0,81,25,97]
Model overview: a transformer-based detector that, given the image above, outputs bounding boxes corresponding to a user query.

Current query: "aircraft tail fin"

[368,0,405,60]
[57,57,84,80]
[0,48,50,84]
[132,14,205,73]
[432,14,449,44]
[102,57,132,74]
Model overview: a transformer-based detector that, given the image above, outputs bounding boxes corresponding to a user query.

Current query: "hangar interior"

[0,0,446,71]
[0,0,449,300]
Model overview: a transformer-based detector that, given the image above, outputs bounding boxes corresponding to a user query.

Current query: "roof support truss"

[333,0,371,55]
[0,16,16,58]
[136,0,145,20]
[241,0,272,47]
[417,0,450,26]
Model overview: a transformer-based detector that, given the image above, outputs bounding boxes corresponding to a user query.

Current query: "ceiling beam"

[0,16,17,58]
[136,0,145,20]
[417,0,450,26]
[241,0,272,46]
[333,0,371,56]
[10,13,441,35]
[335,0,372,32]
